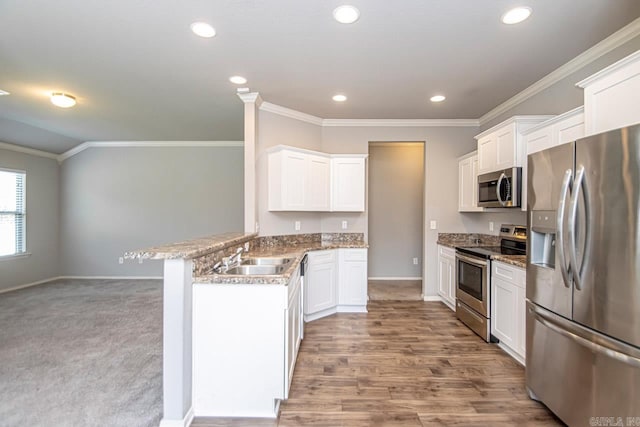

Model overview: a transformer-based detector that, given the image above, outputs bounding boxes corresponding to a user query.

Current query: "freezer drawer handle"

[530,305,640,369]
[556,169,573,288]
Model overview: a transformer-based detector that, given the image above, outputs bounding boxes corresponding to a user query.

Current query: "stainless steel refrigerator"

[527,124,640,426]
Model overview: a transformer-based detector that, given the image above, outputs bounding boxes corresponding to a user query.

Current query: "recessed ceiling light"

[190,22,216,38]
[332,94,347,102]
[501,7,532,24]
[333,5,360,24]
[229,76,248,85]
[0,90,10,96]
[50,92,76,108]
[430,95,446,103]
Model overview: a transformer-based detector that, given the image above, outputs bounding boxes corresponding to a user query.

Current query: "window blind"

[0,169,26,256]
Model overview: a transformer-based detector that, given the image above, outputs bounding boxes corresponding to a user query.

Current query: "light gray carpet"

[0,279,163,427]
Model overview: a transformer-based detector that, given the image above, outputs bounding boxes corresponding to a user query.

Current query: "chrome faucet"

[224,247,244,269]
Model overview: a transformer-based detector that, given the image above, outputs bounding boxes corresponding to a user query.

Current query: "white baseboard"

[368,276,422,281]
[159,406,195,427]
[423,295,442,302]
[0,275,162,294]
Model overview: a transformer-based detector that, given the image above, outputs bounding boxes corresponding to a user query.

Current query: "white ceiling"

[1,0,640,154]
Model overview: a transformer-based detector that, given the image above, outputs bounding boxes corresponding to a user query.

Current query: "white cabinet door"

[516,285,526,357]
[525,125,554,156]
[491,275,518,349]
[268,149,307,211]
[437,246,456,310]
[307,154,330,211]
[554,110,584,145]
[477,134,496,174]
[458,152,482,212]
[305,250,337,315]
[285,276,301,399]
[495,124,516,170]
[331,157,365,212]
[338,249,368,306]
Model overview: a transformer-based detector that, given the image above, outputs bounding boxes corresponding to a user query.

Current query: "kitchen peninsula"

[125,232,368,426]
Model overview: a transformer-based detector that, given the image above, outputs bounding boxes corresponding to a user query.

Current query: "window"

[0,169,26,256]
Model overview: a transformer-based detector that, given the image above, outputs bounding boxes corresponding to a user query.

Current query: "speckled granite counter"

[124,232,258,260]
[491,254,526,268]
[437,233,526,268]
[194,233,368,285]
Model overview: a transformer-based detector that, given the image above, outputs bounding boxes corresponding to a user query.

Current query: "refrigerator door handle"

[557,169,573,288]
[530,303,640,369]
[496,172,507,207]
[568,165,590,291]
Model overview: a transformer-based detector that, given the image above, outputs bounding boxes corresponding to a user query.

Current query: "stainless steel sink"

[224,264,291,275]
[241,257,294,266]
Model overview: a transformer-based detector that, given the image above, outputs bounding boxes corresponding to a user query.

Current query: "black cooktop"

[456,245,524,259]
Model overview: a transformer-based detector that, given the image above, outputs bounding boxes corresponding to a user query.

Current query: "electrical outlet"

[341,220,348,230]
[295,221,301,231]
[430,220,437,230]
[138,258,143,264]
[255,222,260,233]
[118,257,124,264]
[413,257,418,265]
[489,221,494,232]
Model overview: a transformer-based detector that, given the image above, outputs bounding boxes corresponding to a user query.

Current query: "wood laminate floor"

[368,280,423,301]
[193,301,562,427]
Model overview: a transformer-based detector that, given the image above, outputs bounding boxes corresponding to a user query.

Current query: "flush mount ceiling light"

[333,5,360,24]
[229,76,247,85]
[501,7,532,24]
[190,22,216,38]
[50,92,76,108]
[332,94,347,102]
[430,95,446,103]
[0,90,10,96]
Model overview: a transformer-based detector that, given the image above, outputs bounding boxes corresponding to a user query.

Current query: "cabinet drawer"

[492,261,525,288]
[439,246,455,258]
[341,249,367,261]
[309,250,336,264]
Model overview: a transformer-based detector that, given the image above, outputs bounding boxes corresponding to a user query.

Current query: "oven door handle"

[455,252,488,267]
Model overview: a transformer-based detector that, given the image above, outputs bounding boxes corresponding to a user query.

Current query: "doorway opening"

[367,142,425,301]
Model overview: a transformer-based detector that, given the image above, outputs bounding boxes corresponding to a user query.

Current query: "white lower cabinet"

[490,261,526,365]
[192,264,303,418]
[305,248,368,321]
[437,245,456,311]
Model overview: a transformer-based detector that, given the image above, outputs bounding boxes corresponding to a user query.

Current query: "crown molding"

[479,17,640,126]
[322,118,479,127]
[57,141,244,163]
[0,141,58,160]
[576,48,640,88]
[237,92,263,106]
[259,102,324,126]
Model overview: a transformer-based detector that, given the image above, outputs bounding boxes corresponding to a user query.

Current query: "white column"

[159,258,194,427]
[237,92,262,234]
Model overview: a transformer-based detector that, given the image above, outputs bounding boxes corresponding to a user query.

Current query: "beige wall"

[368,143,424,278]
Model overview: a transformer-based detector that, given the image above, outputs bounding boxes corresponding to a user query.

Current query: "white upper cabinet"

[522,107,585,211]
[577,49,640,136]
[458,151,483,212]
[268,145,366,212]
[331,156,365,212]
[475,116,552,175]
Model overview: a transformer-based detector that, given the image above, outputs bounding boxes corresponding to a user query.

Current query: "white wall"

[0,147,59,291]
[60,145,244,277]
[368,143,424,278]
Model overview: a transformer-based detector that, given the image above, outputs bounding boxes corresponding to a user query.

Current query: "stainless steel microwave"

[477,167,521,208]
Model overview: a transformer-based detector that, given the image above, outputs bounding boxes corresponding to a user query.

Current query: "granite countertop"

[491,254,526,269]
[124,232,258,260]
[437,232,526,268]
[194,240,368,285]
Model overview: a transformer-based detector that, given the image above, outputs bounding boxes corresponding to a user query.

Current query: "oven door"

[456,252,489,316]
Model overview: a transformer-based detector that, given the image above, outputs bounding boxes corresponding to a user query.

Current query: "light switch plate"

[295,221,301,231]
[341,220,348,230]
[430,220,437,230]
[489,221,494,232]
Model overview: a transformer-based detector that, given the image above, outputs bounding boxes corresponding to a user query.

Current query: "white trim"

[423,295,442,302]
[59,275,163,280]
[479,17,640,125]
[237,92,263,107]
[259,102,324,126]
[0,141,58,159]
[0,252,32,262]
[521,106,585,136]
[368,276,422,281]
[576,48,640,88]
[323,118,479,127]
[159,407,195,427]
[57,141,244,163]
[474,115,554,140]
[0,276,62,294]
